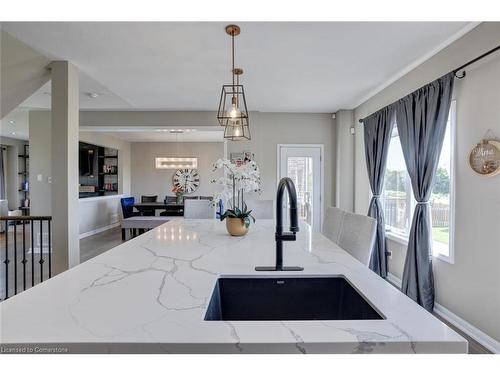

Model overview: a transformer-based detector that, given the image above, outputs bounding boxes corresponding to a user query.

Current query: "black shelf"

[80,142,119,198]
[18,144,30,210]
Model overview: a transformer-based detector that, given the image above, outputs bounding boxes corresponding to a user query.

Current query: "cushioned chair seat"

[120,197,140,219]
[322,206,345,245]
[184,199,215,219]
[245,199,274,219]
[322,206,376,267]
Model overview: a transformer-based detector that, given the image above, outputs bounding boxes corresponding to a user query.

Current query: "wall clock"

[172,169,200,194]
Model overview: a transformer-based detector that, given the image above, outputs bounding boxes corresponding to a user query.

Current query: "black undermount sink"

[204,276,384,321]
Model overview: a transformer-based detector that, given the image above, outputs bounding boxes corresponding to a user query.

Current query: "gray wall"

[350,23,500,342]
[226,112,335,212]
[131,142,224,201]
[81,111,336,215]
[28,110,133,236]
[29,111,52,216]
[0,136,28,210]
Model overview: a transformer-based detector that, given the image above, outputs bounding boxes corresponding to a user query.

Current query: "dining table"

[132,202,184,216]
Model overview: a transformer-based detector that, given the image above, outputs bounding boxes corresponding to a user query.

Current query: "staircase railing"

[0,216,52,301]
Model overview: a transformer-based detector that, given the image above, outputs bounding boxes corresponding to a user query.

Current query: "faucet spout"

[255,177,304,272]
[276,177,300,234]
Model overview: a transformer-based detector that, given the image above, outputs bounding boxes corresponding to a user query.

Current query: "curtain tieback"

[372,195,381,198]
[416,201,430,205]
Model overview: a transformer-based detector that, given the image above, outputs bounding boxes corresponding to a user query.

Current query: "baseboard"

[386,272,500,354]
[433,303,500,353]
[79,222,120,239]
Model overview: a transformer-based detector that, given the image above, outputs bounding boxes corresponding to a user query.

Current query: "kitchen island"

[0,219,467,353]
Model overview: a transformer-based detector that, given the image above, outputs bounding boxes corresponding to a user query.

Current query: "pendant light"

[217,24,251,141]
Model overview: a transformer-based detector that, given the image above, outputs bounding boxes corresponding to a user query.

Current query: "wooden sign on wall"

[468,139,500,177]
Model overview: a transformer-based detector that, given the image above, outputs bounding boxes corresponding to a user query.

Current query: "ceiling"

[84,128,224,142]
[1,109,29,140]
[3,22,476,113]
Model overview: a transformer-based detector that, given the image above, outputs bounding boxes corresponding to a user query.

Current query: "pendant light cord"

[232,32,235,90]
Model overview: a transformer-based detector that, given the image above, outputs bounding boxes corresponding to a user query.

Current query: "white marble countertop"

[0,219,467,353]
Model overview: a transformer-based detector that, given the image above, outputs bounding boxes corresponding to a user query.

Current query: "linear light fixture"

[155,157,198,170]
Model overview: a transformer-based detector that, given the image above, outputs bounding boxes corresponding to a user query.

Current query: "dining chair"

[120,197,140,219]
[140,195,157,216]
[199,196,213,201]
[245,199,274,219]
[322,206,346,245]
[337,211,377,267]
[184,199,215,219]
[164,196,177,204]
[120,197,141,238]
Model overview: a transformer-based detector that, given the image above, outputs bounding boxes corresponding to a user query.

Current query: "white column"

[50,61,80,274]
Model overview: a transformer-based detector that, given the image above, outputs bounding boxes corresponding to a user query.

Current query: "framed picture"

[230,150,254,164]
[230,152,244,163]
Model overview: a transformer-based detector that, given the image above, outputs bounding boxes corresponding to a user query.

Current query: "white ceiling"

[3,22,475,113]
[1,109,29,140]
[82,127,224,142]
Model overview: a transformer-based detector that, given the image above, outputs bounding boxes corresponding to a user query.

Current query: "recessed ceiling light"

[87,92,99,98]
[9,120,15,124]
[42,91,51,96]
[11,132,16,135]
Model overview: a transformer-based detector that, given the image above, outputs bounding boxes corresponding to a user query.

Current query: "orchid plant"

[211,158,262,227]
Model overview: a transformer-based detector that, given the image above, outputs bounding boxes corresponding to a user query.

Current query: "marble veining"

[0,219,467,353]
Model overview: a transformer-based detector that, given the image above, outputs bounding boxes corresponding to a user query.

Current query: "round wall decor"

[468,140,500,177]
[173,168,200,194]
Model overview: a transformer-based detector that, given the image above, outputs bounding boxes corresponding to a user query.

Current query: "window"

[383,126,413,237]
[382,101,455,262]
[430,101,455,262]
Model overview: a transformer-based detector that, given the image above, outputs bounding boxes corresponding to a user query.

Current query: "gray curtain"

[396,73,455,311]
[0,147,5,200]
[363,106,394,278]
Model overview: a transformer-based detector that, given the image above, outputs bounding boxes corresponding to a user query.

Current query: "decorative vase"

[226,217,249,237]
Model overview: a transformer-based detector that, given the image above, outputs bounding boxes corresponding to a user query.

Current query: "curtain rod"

[358,44,500,124]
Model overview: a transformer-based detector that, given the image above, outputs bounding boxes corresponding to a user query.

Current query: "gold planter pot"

[225,217,249,237]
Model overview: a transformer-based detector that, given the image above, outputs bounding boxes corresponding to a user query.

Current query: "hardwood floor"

[80,226,125,263]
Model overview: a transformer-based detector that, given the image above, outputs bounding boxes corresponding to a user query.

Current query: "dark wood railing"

[0,216,52,301]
